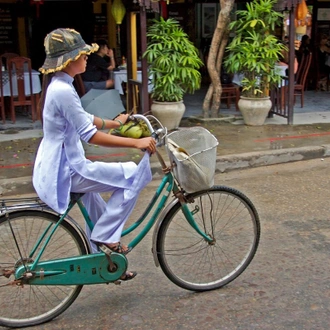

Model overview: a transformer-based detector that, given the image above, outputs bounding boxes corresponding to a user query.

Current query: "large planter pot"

[238,96,272,126]
[151,100,186,130]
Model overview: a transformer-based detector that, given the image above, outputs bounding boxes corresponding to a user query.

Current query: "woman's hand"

[115,113,129,124]
[135,137,156,154]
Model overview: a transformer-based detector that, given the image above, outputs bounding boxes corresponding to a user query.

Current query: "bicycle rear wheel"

[156,186,260,291]
[0,210,88,328]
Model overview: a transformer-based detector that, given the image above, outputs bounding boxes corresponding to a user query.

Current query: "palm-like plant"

[224,0,286,98]
[144,18,203,102]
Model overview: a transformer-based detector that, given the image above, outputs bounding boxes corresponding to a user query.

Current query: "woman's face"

[99,44,109,57]
[64,54,88,77]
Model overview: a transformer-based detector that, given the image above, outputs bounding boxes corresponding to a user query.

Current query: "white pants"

[70,153,152,252]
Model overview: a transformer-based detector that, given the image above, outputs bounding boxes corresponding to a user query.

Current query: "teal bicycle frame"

[14,167,213,286]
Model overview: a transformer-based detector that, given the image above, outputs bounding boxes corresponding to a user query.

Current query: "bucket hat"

[40,28,98,74]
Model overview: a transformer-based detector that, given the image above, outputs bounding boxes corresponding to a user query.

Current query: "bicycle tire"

[0,210,88,328]
[156,186,260,291]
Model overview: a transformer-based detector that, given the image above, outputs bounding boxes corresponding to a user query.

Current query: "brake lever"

[128,114,137,122]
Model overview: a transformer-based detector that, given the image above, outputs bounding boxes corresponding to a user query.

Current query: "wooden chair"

[221,83,240,110]
[0,53,19,70]
[7,56,38,123]
[73,74,86,97]
[294,52,312,108]
[0,58,5,123]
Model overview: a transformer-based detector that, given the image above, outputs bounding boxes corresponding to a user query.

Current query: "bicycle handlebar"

[129,114,167,147]
[129,114,154,134]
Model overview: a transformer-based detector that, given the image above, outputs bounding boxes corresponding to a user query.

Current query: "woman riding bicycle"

[33,28,156,281]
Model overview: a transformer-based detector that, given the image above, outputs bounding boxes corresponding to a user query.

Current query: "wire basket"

[165,127,218,193]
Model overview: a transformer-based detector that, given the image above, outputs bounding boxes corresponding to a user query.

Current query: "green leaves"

[143,17,203,102]
[224,0,285,98]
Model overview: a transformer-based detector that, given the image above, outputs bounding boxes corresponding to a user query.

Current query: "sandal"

[120,271,137,281]
[104,242,132,255]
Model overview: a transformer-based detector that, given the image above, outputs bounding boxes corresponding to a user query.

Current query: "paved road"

[1,158,330,329]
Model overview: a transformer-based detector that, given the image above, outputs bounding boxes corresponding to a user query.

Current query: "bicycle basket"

[165,127,218,193]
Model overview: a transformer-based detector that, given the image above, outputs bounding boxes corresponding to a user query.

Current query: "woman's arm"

[94,113,129,130]
[107,48,116,71]
[294,57,298,74]
[89,131,156,153]
[90,113,156,153]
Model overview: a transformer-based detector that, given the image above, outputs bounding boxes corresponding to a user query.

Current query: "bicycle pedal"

[99,244,112,255]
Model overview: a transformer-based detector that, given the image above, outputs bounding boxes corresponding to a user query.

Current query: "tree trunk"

[202,0,235,118]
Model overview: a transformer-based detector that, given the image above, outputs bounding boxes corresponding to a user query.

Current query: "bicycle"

[0,114,260,328]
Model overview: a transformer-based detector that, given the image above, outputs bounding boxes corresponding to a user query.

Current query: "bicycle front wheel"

[156,186,260,291]
[0,210,88,328]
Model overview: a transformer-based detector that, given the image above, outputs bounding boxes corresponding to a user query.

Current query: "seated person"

[296,34,311,65]
[81,39,116,92]
[317,34,330,90]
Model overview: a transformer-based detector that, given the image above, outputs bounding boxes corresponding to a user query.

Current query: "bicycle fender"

[151,197,179,267]
[0,208,92,255]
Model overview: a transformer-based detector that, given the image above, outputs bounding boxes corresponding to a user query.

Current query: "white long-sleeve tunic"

[33,72,151,217]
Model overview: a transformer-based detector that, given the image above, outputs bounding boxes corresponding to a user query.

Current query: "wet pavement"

[2,120,330,180]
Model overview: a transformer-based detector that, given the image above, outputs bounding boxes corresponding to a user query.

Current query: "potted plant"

[224,0,286,126]
[144,17,203,130]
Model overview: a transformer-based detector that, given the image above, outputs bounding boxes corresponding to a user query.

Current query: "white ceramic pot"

[238,96,272,126]
[151,100,186,130]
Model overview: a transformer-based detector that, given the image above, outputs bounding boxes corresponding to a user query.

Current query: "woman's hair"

[96,39,109,49]
[38,73,54,123]
[301,35,309,44]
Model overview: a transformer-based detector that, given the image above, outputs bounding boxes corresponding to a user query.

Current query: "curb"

[215,144,330,173]
[3,144,328,197]
[149,144,330,177]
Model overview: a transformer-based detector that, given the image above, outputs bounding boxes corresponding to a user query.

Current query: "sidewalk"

[1,88,330,196]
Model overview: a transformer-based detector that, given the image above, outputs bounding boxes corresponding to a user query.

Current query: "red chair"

[73,74,86,97]
[8,56,38,123]
[0,52,19,70]
[294,52,312,108]
[221,83,240,110]
[0,58,5,123]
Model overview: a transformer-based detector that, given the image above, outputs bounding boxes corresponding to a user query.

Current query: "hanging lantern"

[111,0,126,25]
[296,0,308,21]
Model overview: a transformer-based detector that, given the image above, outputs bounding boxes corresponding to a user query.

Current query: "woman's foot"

[105,242,132,255]
[120,271,137,281]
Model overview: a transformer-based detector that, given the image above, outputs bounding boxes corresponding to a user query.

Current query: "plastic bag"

[167,138,214,192]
